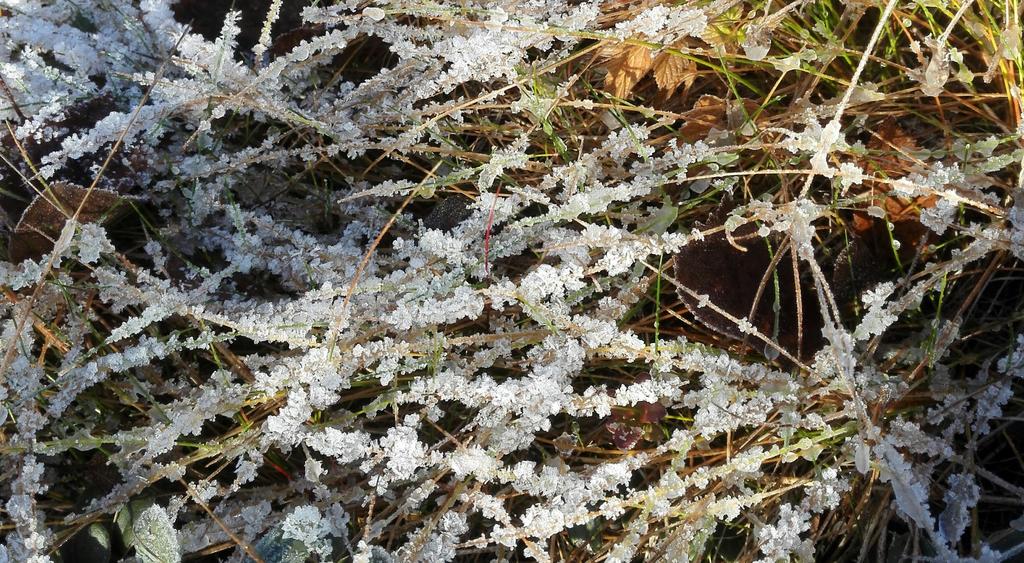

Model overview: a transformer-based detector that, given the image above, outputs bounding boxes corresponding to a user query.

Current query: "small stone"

[423,197,472,232]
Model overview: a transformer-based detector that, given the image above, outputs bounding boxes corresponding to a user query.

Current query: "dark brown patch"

[831,232,888,312]
[423,196,472,232]
[832,199,936,320]
[269,23,326,58]
[8,182,124,262]
[0,93,149,263]
[673,214,824,361]
[0,94,143,204]
[171,0,306,50]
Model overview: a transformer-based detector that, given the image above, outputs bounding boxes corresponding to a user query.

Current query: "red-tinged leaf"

[606,421,643,451]
[638,401,667,424]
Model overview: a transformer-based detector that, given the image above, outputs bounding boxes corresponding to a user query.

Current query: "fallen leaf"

[858,117,927,180]
[869,119,920,154]
[637,401,667,424]
[652,49,696,94]
[677,95,761,141]
[836,117,938,307]
[8,182,125,263]
[605,421,643,450]
[676,95,729,139]
[602,43,653,99]
[833,197,936,318]
[673,209,824,361]
[0,94,144,207]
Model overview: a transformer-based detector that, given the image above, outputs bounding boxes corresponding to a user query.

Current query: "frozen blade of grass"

[2,0,1023,560]
[0,29,188,387]
[132,505,181,563]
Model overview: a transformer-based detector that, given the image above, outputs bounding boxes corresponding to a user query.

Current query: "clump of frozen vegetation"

[1,0,1023,561]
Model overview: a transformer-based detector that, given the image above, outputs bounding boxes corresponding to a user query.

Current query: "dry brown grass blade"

[1,288,69,354]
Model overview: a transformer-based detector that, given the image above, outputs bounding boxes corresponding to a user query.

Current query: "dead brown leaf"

[673,207,825,362]
[677,95,761,140]
[869,119,920,153]
[603,43,653,99]
[8,182,125,263]
[602,42,698,99]
[652,50,696,94]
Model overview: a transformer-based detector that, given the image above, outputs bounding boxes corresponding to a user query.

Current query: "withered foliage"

[673,211,824,361]
[602,42,697,99]
[0,95,140,262]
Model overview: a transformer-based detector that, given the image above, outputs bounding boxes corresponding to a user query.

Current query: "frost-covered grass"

[1,0,1024,561]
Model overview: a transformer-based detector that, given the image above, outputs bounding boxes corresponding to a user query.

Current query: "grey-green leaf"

[639,195,679,234]
[242,526,310,563]
[132,505,181,563]
[115,498,156,549]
